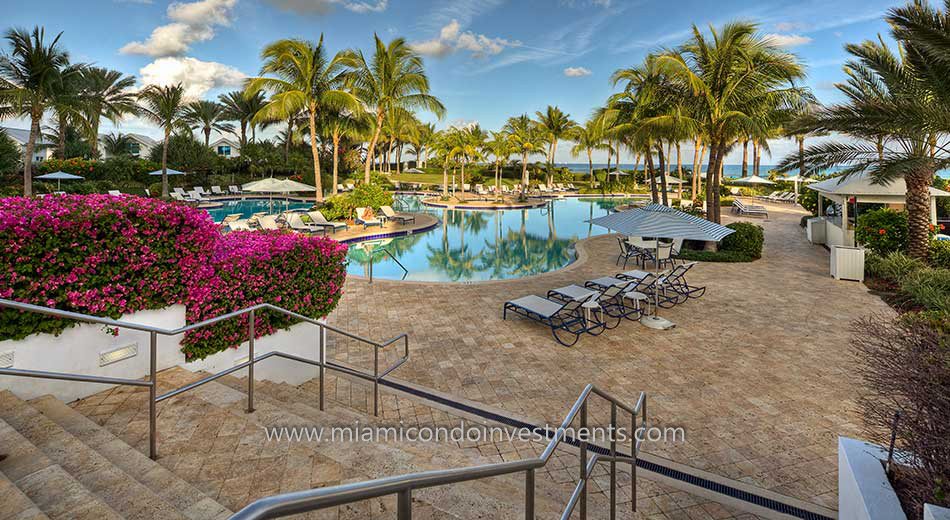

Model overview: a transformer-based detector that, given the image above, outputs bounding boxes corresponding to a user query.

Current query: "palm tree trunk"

[495,162,501,201]
[656,143,669,206]
[691,138,701,202]
[606,146,612,172]
[706,142,726,224]
[797,136,805,176]
[741,139,749,177]
[308,107,323,202]
[204,128,211,147]
[676,142,683,201]
[665,142,672,175]
[363,111,385,183]
[442,160,449,197]
[877,136,884,160]
[587,149,593,180]
[161,127,170,198]
[753,140,761,177]
[905,168,934,260]
[632,153,640,190]
[24,110,41,196]
[521,152,529,196]
[332,131,340,196]
[645,149,658,204]
[240,122,247,147]
[90,114,101,158]
[460,159,466,195]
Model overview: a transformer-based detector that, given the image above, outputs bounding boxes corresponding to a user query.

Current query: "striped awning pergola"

[587,203,735,242]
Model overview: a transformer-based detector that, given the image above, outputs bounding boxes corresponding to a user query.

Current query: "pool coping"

[420,197,549,210]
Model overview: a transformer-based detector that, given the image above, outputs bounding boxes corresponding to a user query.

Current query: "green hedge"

[930,240,950,269]
[678,222,764,263]
[856,208,909,255]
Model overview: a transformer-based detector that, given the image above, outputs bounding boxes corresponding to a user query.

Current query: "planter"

[831,245,865,282]
[0,306,186,401]
[838,436,906,520]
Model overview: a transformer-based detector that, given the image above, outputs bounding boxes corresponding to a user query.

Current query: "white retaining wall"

[838,436,907,520]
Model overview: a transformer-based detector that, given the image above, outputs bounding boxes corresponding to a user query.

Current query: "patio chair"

[380,205,415,224]
[257,215,281,231]
[616,237,643,268]
[228,185,241,194]
[304,211,348,233]
[187,190,209,203]
[639,241,675,269]
[211,186,225,196]
[503,296,590,346]
[346,183,356,192]
[337,184,346,192]
[355,207,383,229]
[228,220,252,231]
[173,187,188,196]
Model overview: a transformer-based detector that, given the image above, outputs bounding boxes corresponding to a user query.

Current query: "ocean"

[556,163,950,179]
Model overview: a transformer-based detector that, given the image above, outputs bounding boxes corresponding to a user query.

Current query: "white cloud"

[120,0,236,57]
[266,0,386,15]
[774,22,807,32]
[763,33,813,48]
[563,66,591,77]
[410,19,519,58]
[139,57,246,99]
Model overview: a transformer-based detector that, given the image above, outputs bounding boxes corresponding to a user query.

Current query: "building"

[0,127,54,164]
[210,137,241,158]
[98,133,158,160]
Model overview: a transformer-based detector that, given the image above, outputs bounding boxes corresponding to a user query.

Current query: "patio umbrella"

[588,203,735,330]
[729,175,774,186]
[653,175,685,185]
[405,167,425,173]
[147,168,187,176]
[35,171,83,190]
[608,170,629,177]
[242,178,317,213]
[779,174,816,196]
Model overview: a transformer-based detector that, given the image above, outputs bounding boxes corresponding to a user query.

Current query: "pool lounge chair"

[380,205,415,224]
[219,214,242,226]
[228,185,241,195]
[285,212,324,234]
[732,199,768,218]
[188,190,209,203]
[211,186,225,196]
[548,279,641,327]
[337,184,346,193]
[503,296,589,346]
[354,207,383,229]
[346,183,356,192]
[107,190,122,196]
[304,211,348,233]
[228,220,252,231]
[657,262,706,301]
[258,215,281,231]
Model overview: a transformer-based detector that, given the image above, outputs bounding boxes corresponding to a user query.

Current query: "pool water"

[346,196,639,282]
[204,199,313,222]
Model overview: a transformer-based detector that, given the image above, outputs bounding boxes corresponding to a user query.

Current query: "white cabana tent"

[807,172,950,247]
[147,168,187,176]
[779,174,816,196]
[404,167,425,174]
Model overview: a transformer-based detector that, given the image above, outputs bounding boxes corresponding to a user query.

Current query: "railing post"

[373,346,380,417]
[397,489,411,520]
[525,468,535,520]
[318,323,325,412]
[579,400,588,520]
[247,309,255,414]
[631,408,637,513]
[610,402,617,520]
[148,331,158,460]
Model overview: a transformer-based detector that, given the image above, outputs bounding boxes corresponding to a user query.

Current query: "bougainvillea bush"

[180,231,347,359]
[0,195,219,340]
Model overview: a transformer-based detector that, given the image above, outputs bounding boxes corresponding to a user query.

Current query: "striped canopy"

[587,203,735,242]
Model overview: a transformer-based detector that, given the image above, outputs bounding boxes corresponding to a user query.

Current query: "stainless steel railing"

[231,384,647,520]
[0,298,409,459]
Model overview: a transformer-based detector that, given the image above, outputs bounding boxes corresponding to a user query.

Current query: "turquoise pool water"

[346,196,639,282]
[204,199,312,222]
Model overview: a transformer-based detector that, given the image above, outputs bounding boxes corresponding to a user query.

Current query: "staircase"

[0,367,634,519]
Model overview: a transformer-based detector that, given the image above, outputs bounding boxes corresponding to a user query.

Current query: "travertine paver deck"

[325,201,892,510]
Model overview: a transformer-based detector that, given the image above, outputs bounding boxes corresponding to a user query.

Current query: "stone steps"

[0,466,48,520]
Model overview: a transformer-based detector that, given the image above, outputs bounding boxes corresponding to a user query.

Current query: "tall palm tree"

[218,90,265,147]
[183,100,232,147]
[80,67,137,157]
[503,114,545,196]
[535,106,576,188]
[246,36,359,202]
[484,131,513,200]
[137,83,188,198]
[778,3,950,259]
[0,26,81,195]
[320,106,370,195]
[101,132,134,157]
[48,71,84,160]
[569,119,608,181]
[655,22,809,222]
[344,35,445,184]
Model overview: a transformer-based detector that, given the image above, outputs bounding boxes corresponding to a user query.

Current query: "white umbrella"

[729,175,774,186]
[779,174,815,196]
[405,167,425,174]
[653,175,685,186]
[147,168,187,176]
[35,171,83,190]
[608,170,629,177]
[588,203,735,330]
[242,178,317,213]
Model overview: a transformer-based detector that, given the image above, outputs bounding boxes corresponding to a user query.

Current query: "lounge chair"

[584,276,630,292]
[503,296,588,346]
[219,214,242,226]
[304,211,348,233]
[257,215,281,231]
[228,185,241,195]
[195,186,208,195]
[337,183,346,193]
[354,207,382,229]
[657,262,705,301]
[380,205,415,224]
[107,190,122,196]
[285,212,324,234]
[547,279,640,327]
[188,190,209,203]
[228,220,252,231]
[346,183,356,192]
[732,199,768,218]
[211,186,225,196]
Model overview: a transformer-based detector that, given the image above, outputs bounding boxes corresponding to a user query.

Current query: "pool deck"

[327,201,893,514]
[329,213,439,243]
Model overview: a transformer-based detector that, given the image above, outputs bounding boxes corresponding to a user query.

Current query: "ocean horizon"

[556,163,950,179]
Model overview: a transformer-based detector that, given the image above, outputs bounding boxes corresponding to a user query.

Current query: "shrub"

[317,194,353,221]
[852,313,950,516]
[37,157,99,177]
[900,268,950,313]
[0,195,218,340]
[856,208,908,255]
[349,183,393,212]
[866,251,926,283]
[721,222,764,259]
[929,240,950,269]
[677,249,754,262]
[181,231,347,359]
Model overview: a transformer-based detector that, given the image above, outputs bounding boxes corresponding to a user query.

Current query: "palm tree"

[0,27,81,196]
[655,22,809,222]
[535,106,576,188]
[137,83,188,198]
[344,35,445,183]
[503,114,545,196]
[80,67,137,157]
[101,132,134,157]
[446,125,483,195]
[778,3,950,259]
[484,131,512,200]
[183,100,232,147]
[48,71,84,160]
[570,119,608,181]
[246,36,359,202]
[321,106,370,195]
[218,90,266,147]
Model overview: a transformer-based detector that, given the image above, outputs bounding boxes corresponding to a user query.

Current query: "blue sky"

[4,0,903,163]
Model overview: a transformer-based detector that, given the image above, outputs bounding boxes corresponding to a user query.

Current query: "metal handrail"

[0,298,410,457]
[380,248,409,279]
[231,384,647,520]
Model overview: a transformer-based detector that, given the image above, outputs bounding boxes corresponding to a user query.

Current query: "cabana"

[807,172,950,247]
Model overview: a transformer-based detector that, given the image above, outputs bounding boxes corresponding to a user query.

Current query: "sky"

[3,0,904,164]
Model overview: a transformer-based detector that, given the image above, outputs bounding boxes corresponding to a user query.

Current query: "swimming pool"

[346,196,638,282]
[204,199,313,222]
